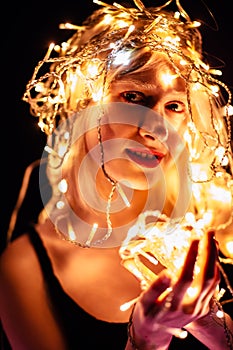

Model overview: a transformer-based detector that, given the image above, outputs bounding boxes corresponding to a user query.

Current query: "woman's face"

[83,55,189,190]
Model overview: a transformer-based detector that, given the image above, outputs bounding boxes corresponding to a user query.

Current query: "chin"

[118,177,156,191]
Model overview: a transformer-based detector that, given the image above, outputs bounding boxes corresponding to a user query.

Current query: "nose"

[139,124,168,143]
[138,109,168,143]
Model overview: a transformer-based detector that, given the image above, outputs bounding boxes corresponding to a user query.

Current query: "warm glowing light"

[120,296,140,311]
[116,19,129,28]
[226,105,233,116]
[69,71,80,93]
[208,183,231,204]
[124,24,135,39]
[38,121,45,130]
[201,212,213,226]
[187,286,198,298]
[54,44,61,53]
[56,200,65,209]
[221,156,229,167]
[103,14,113,24]
[44,145,59,157]
[64,131,70,140]
[161,72,177,86]
[226,241,233,255]
[87,62,99,77]
[179,59,187,66]
[215,146,225,159]
[191,82,203,92]
[58,179,68,193]
[201,62,209,71]
[189,21,201,28]
[209,69,222,76]
[112,49,132,65]
[185,212,195,225]
[92,88,103,101]
[216,309,224,318]
[34,82,44,93]
[61,42,69,53]
[164,35,180,47]
[210,84,220,96]
[175,329,188,339]
[109,42,116,49]
[191,165,209,182]
[44,43,55,61]
[85,223,99,247]
[59,22,83,30]
[119,211,204,286]
[116,183,131,207]
[58,144,68,157]
[68,222,77,241]
[215,147,229,166]
[194,264,200,275]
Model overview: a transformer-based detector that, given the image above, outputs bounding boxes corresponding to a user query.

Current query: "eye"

[120,91,146,104]
[165,101,185,113]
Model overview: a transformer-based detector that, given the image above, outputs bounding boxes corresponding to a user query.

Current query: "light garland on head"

[23,0,231,132]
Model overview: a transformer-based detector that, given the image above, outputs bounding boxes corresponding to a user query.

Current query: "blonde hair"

[23,1,233,233]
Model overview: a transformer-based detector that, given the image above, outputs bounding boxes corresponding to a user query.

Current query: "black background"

[3,0,233,251]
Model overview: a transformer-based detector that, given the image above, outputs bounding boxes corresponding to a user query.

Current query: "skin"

[0,58,232,350]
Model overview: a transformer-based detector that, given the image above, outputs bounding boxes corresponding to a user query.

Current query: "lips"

[126,148,164,168]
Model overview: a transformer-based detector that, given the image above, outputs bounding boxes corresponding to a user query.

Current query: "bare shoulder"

[0,229,69,349]
[0,232,41,284]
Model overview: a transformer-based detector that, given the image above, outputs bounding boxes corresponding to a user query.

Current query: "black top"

[1,225,213,349]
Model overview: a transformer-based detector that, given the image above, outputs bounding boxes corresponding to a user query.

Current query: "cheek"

[84,129,99,152]
[100,124,136,142]
[83,126,125,168]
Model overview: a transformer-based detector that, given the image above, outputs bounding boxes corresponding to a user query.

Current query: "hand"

[131,231,220,347]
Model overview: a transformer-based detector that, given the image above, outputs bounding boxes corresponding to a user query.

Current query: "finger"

[197,231,219,286]
[179,239,199,282]
[182,232,219,313]
[169,239,199,310]
[140,272,172,316]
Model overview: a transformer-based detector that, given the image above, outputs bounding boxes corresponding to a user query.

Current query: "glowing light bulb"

[226,241,233,255]
[56,200,65,209]
[161,72,177,86]
[85,223,99,247]
[92,88,103,101]
[34,82,44,93]
[187,286,198,298]
[216,309,224,318]
[44,43,55,61]
[188,21,201,28]
[116,19,129,28]
[87,63,99,77]
[68,222,77,241]
[58,179,68,193]
[103,14,113,25]
[59,22,83,30]
[112,49,132,66]
[58,144,68,157]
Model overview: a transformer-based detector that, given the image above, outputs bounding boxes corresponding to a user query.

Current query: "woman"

[1,0,233,349]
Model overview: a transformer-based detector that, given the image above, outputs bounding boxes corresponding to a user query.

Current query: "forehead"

[111,52,187,92]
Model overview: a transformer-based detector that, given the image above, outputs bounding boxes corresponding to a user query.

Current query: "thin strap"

[27,224,58,283]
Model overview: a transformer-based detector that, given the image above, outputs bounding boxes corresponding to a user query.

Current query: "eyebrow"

[112,77,159,91]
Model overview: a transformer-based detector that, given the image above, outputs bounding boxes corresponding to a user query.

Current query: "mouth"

[126,148,164,168]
